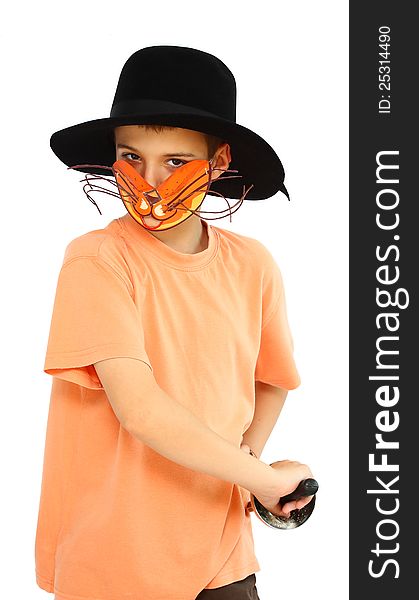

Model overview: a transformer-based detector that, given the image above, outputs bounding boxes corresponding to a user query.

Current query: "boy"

[35,46,314,600]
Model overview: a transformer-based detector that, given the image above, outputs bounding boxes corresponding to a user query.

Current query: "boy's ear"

[210,143,232,182]
[222,142,232,164]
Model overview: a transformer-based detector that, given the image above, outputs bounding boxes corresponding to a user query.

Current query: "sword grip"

[279,478,319,505]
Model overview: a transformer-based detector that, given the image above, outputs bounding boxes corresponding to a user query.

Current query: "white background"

[0,1,348,598]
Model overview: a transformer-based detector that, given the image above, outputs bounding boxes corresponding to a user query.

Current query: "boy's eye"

[122,152,140,161]
[167,158,186,167]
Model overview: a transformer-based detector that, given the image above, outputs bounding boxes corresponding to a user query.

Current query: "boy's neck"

[145,216,209,255]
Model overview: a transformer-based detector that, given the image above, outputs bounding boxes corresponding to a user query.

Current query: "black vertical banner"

[350,2,416,597]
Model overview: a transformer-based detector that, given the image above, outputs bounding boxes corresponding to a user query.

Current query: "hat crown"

[50,45,289,201]
[110,46,237,121]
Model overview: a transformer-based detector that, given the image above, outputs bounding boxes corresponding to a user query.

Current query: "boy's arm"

[241,382,288,459]
[94,357,284,499]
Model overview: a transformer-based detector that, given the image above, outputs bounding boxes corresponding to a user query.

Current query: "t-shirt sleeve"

[254,250,301,390]
[43,255,153,390]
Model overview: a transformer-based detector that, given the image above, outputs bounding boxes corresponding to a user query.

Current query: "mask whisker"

[67,164,115,172]
[170,184,254,223]
[166,164,243,210]
[166,179,212,210]
[201,184,254,219]
[81,175,120,190]
[114,171,139,197]
[68,168,129,215]
[80,180,121,198]
[164,171,211,207]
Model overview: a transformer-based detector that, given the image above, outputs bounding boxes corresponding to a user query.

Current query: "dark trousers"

[195,573,260,599]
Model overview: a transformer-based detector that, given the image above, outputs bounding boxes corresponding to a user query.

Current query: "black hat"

[50,45,289,201]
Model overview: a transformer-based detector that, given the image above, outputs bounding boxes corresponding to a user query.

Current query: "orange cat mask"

[67,159,254,230]
[113,158,212,231]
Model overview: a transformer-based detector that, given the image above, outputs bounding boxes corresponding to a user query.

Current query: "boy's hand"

[258,460,314,518]
[239,442,315,518]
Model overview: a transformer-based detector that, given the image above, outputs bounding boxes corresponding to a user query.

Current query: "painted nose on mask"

[143,189,161,205]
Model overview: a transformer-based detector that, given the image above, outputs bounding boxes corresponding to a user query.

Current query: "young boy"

[35,46,314,600]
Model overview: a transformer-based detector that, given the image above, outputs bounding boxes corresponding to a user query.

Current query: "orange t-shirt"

[35,212,301,600]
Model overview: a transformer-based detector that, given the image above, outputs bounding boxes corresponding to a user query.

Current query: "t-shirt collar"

[115,212,219,270]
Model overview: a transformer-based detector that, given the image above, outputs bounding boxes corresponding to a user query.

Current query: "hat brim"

[50,108,290,201]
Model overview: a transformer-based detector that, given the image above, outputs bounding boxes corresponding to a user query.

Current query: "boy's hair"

[111,124,223,159]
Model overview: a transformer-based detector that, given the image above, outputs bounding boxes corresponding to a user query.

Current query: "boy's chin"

[142,214,164,229]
